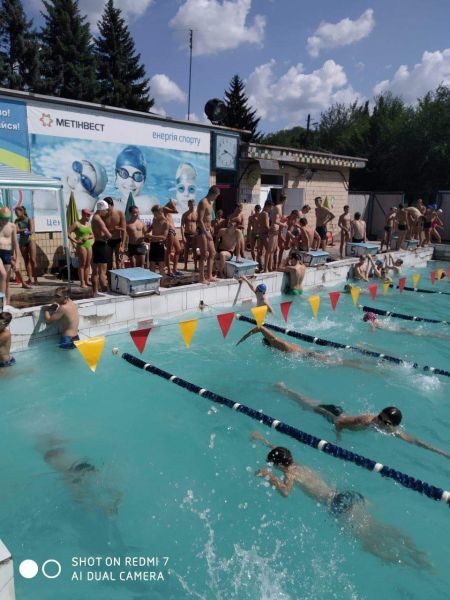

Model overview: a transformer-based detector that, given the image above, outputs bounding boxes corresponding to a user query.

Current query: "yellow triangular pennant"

[179,319,198,348]
[74,336,106,373]
[323,195,329,208]
[350,287,360,306]
[308,295,321,317]
[412,273,420,289]
[251,305,268,328]
[383,281,390,295]
[437,269,444,281]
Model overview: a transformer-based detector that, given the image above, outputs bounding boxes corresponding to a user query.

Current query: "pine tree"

[222,75,261,142]
[39,0,97,101]
[94,0,153,112]
[0,0,40,90]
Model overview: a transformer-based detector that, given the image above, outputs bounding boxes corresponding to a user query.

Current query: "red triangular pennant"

[130,328,152,353]
[329,291,341,311]
[280,301,293,322]
[368,284,378,300]
[430,271,436,285]
[217,313,234,338]
[398,277,406,293]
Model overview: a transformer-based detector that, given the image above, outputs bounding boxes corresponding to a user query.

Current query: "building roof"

[242,142,367,169]
[0,163,63,190]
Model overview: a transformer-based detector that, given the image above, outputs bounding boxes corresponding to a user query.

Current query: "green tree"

[94,0,153,111]
[0,0,40,90]
[222,74,261,142]
[39,0,97,101]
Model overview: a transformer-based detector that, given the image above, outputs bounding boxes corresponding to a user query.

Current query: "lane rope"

[361,305,449,325]
[235,314,450,379]
[122,352,450,508]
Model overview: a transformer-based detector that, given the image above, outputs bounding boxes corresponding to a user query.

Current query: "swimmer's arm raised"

[250,431,275,448]
[395,431,450,460]
[236,326,260,346]
[42,305,64,323]
[256,469,294,497]
[239,275,256,293]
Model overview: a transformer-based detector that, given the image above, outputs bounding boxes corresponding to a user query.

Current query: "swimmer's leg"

[236,326,260,346]
[274,382,343,423]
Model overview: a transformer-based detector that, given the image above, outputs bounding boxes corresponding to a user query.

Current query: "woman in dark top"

[14,206,38,287]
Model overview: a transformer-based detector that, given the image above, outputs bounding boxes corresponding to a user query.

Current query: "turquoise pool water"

[1,260,449,600]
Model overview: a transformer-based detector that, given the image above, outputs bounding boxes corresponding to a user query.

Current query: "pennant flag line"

[430,271,436,285]
[251,305,268,328]
[130,328,151,353]
[280,301,293,322]
[179,319,198,348]
[437,268,444,280]
[398,277,406,293]
[412,274,420,289]
[368,284,378,300]
[329,291,341,311]
[383,281,390,295]
[350,287,360,306]
[309,295,320,317]
[217,313,234,338]
[74,336,106,372]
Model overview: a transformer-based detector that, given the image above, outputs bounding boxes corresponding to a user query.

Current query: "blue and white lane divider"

[236,315,450,379]
[390,283,450,295]
[122,353,450,508]
[361,305,449,325]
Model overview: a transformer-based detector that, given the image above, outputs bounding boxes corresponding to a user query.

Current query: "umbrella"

[125,192,136,223]
[66,191,80,228]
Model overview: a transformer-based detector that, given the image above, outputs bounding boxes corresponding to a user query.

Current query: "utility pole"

[187,29,193,120]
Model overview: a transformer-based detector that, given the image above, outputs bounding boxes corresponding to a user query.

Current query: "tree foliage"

[94,0,153,111]
[222,74,261,142]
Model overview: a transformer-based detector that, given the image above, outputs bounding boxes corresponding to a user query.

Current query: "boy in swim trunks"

[380,207,397,252]
[274,382,450,459]
[280,252,305,295]
[41,287,80,349]
[91,200,112,296]
[0,206,19,306]
[0,311,15,368]
[197,186,221,283]
[147,205,169,275]
[239,276,274,314]
[250,433,431,567]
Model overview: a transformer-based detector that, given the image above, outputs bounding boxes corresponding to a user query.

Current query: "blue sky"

[25,1,450,133]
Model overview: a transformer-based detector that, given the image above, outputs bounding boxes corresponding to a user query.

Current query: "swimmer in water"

[274,383,450,459]
[250,433,431,569]
[362,312,450,339]
[38,437,123,517]
[239,276,275,314]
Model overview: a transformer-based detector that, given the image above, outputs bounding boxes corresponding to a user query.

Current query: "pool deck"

[6,246,435,352]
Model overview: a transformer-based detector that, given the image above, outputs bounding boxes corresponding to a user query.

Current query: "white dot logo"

[19,560,39,579]
[42,559,62,579]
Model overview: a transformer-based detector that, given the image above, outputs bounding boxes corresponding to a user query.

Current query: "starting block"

[297,250,329,266]
[225,258,258,278]
[109,267,161,296]
[391,236,418,251]
[346,242,378,257]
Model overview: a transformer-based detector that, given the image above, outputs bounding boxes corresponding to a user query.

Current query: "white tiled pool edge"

[0,540,15,600]
[8,247,433,352]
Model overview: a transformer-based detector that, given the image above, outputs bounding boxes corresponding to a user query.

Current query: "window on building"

[261,174,284,186]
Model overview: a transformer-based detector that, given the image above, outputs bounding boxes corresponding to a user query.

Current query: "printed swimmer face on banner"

[115,146,153,213]
[174,162,198,215]
[66,159,108,212]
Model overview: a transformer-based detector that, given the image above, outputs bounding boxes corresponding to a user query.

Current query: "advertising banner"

[27,103,211,229]
[0,97,30,171]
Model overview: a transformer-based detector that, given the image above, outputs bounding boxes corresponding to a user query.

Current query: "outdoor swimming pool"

[1,260,449,600]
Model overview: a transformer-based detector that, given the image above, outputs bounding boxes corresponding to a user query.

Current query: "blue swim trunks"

[59,335,80,350]
[0,356,16,368]
[330,491,365,515]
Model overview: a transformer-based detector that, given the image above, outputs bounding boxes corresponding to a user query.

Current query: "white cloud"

[246,59,362,127]
[169,0,266,56]
[373,49,450,102]
[307,9,375,57]
[150,74,186,104]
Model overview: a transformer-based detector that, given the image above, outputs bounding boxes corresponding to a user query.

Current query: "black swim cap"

[267,447,293,467]
[379,406,402,426]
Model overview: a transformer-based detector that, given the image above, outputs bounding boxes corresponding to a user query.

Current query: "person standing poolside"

[353,255,370,282]
[91,200,112,296]
[14,206,37,287]
[0,312,15,368]
[265,195,286,272]
[250,433,431,568]
[229,203,246,259]
[430,208,444,243]
[338,205,351,258]
[351,212,367,243]
[163,200,182,277]
[239,276,274,314]
[280,252,305,295]
[147,205,168,275]
[396,204,408,250]
[315,197,335,251]
[298,217,320,251]
[274,383,450,460]
[126,206,146,268]
[0,207,19,306]
[421,204,435,246]
[181,199,198,271]
[215,221,243,277]
[68,208,94,289]
[196,185,221,283]
[405,205,423,242]
[380,207,397,253]
[247,205,261,261]
[104,197,126,270]
[256,202,271,271]
[41,287,80,349]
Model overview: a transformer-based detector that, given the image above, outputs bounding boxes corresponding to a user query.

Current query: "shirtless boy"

[338,205,351,258]
[91,200,112,296]
[104,197,125,270]
[147,205,168,275]
[229,203,246,258]
[239,276,274,314]
[315,197,335,251]
[215,221,242,277]
[181,199,198,271]
[42,286,80,349]
[351,212,367,243]
[196,186,221,283]
[0,207,18,305]
[256,202,270,271]
[126,206,146,267]
[163,200,182,277]
[353,255,369,282]
[0,312,15,368]
[380,207,397,252]
[265,195,285,272]
[280,252,305,295]
[247,205,261,261]
[396,204,408,250]
[298,218,320,251]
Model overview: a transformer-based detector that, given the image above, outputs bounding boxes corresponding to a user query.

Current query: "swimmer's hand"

[255,468,271,478]
[41,303,57,311]
[274,382,287,391]
[250,431,266,443]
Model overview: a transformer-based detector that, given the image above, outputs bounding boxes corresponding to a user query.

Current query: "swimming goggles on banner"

[176,184,196,195]
[72,161,95,193]
[116,167,145,183]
